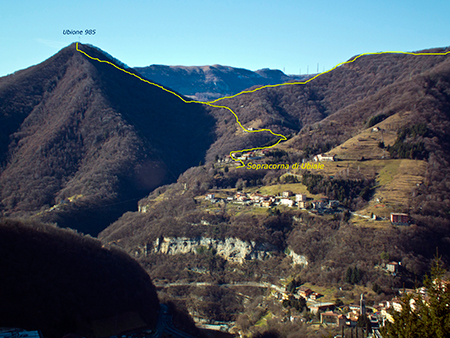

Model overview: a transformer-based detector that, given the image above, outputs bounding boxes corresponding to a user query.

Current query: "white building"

[313,154,335,162]
[279,198,294,207]
[295,194,306,202]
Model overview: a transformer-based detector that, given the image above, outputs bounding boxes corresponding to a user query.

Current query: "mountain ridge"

[134,63,305,101]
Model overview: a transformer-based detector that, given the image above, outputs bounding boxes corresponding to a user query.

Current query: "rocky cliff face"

[287,249,309,266]
[134,236,308,266]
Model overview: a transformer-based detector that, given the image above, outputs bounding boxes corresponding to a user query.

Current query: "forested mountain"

[0,43,215,235]
[134,64,303,101]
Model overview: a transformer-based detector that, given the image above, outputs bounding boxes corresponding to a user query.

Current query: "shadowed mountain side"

[0,43,216,235]
[0,218,160,338]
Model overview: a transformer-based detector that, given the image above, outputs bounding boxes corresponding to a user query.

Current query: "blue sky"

[1,0,449,77]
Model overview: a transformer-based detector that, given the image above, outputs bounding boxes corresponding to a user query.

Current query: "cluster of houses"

[218,151,337,166]
[278,276,449,333]
[205,191,341,211]
[273,285,324,304]
[274,286,375,328]
[218,149,271,163]
[377,282,446,325]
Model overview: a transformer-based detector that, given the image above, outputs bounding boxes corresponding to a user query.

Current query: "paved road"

[155,280,284,293]
[141,303,198,338]
[155,281,337,305]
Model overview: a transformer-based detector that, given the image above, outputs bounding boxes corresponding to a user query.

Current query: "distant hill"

[0,218,159,338]
[0,43,215,235]
[134,64,304,101]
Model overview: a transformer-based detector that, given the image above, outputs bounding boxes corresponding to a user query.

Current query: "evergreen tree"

[345,266,362,284]
[345,267,353,283]
[353,267,362,284]
[351,268,357,284]
[381,257,450,337]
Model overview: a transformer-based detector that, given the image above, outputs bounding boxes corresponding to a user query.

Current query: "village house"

[346,312,359,325]
[282,292,296,301]
[261,200,274,208]
[320,311,346,327]
[235,193,248,202]
[282,191,293,197]
[309,292,322,300]
[298,286,313,298]
[311,200,327,209]
[205,193,215,200]
[295,194,307,202]
[279,198,294,207]
[390,213,409,225]
[328,200,340,208]
[309,303,335,314]
[249,155,263,160]
[249,193,265,202]
[349,305,361,314]
[387,297,403,312]
[237,154,249,161]
[313,154,335,162]
[386,261,400,274]
[298,201,308,209]
[223,155,233,163]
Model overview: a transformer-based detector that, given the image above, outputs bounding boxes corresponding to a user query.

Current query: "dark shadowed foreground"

[0,219,160,338]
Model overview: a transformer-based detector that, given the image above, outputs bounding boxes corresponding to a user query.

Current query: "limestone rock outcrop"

[135,236,308,266]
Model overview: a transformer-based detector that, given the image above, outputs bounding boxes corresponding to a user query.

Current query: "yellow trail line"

[76,43,450,168]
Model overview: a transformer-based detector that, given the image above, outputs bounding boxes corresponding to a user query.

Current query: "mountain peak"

[0,43,215,235]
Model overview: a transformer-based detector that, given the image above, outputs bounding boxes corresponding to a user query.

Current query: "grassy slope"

[278,112,428,226]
